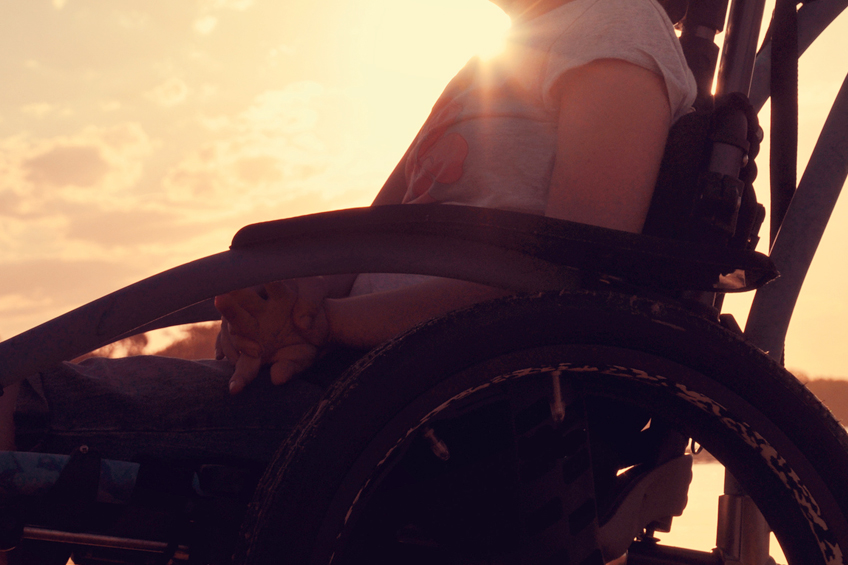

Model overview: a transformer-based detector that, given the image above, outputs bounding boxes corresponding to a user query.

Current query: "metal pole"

[22,527,189,556]
[745,73,848,361]
[713,0,773,562]
[716,0,768,97]
[716,473,773,564]
[749,0,848,111]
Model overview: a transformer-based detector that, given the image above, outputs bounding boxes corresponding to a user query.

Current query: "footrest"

[598,454,694,560]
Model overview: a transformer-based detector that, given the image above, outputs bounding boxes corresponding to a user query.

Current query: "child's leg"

[15,357,329,462]
[0,382,19,451]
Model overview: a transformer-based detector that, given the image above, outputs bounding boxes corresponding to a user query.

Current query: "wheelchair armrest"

[231,205,775,288]
[0,205,776,389]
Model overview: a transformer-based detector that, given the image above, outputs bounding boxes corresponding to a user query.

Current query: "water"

[656,461,787,563]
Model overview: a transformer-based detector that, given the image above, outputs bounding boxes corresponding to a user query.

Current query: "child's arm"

[545,58,671,232]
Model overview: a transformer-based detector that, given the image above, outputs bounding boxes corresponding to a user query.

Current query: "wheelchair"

[2,0,848,562]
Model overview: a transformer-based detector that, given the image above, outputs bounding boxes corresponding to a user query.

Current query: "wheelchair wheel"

[236,291,848,565]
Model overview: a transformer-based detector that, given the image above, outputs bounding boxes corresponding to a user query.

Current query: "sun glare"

[360,0,511,81]
[345,0,512,173]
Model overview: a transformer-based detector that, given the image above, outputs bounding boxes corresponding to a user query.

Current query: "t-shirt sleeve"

[542,0,697,122]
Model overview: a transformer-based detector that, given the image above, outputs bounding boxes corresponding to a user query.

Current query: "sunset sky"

[1,0,846,377]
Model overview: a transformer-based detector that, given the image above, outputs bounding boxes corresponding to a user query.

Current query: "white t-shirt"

[351,0,697,296]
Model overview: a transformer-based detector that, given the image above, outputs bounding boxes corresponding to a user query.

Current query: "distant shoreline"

[800,378,848,424]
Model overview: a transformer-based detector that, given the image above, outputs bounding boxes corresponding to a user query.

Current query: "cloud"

[199,0,254,11]
[193,16,217,35]
[162,82,329,203]
[146,78,189,107]
[265,45,296,68]
[0,293,52,319]
[65,209,201,247]
[198,113,230,131]
[116,11,149,30]
[269,45,295,58]
[25,145,110,188]
[0,259,147,341]
[20,103,53,118]
[234,156,282,184]
[242,86,323,134]
[0,122,161,298]
[0,123,153,214]
[194,0,254,35]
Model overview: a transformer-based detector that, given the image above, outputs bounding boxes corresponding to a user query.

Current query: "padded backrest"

[642,106,764,255]
[641,0,765,252]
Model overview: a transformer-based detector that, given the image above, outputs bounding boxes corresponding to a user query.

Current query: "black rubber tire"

[236,291,848,565]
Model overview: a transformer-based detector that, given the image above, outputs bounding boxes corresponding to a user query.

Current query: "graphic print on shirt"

[403,60,479,205]
[403,100,468,204]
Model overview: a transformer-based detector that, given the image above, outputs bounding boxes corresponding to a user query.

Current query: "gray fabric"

[14,355,328,462]
[404,0,695,214]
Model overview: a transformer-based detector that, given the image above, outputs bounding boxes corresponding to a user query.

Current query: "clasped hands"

[214,277,330,395]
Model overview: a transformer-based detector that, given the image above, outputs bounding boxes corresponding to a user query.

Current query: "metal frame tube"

[22,527,188,555]
[745,72,848,360]
[716,0,768,96]
[750,0,848,110]
[713,1,772,563]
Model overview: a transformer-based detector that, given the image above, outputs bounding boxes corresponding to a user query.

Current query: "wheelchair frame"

[2,0,848,562]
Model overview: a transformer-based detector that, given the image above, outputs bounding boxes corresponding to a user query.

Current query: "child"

[10,0,695,465]
[215,0,696,395]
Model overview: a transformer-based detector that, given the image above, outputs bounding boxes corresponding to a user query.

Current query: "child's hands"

[214,277,330,394]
